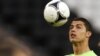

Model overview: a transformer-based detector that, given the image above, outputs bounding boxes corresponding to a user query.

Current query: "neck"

[72,40,90,55]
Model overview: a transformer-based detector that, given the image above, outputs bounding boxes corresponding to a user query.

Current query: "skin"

[13,50,27,56]
[69,21,92,55]
[13,48,31,56]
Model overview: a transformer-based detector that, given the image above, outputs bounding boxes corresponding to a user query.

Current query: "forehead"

[71,21,85,26]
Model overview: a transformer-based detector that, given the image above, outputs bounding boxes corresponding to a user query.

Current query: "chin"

[70,39,79,43]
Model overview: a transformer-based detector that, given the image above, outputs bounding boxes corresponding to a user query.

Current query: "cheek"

[69,31,71,37]
[77,30,86,38]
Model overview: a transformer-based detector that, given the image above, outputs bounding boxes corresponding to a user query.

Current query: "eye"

[77,25,81,29]
[69,25,73,29]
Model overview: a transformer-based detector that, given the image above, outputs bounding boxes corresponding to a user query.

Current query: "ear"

[86,31,92,38]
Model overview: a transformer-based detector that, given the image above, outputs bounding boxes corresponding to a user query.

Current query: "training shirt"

[65,50,97,56]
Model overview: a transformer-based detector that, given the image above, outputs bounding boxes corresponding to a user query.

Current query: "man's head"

[69,18,92,43]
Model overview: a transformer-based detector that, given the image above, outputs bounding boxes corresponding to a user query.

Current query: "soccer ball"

[43,0,70,27]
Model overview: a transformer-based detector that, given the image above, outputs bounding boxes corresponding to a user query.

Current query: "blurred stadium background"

[0,0,100,56]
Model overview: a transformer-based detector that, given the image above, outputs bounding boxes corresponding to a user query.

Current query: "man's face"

[69,21,89,43]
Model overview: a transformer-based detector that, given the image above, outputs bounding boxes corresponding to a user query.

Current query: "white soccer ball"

[44,0,70,27]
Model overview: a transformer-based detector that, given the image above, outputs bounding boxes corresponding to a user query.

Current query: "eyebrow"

[77,24,82,26]
[70,24,83,26]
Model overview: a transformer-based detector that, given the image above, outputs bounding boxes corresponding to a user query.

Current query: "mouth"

[70,33,76,38]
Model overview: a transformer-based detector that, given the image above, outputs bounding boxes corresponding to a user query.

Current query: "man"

[66,18,97,56]
[0,27,33,56]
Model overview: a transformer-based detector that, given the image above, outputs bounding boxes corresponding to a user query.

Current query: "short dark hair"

[70,17,93,32]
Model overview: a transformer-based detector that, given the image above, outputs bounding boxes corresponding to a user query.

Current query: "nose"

[70,27,76,32]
